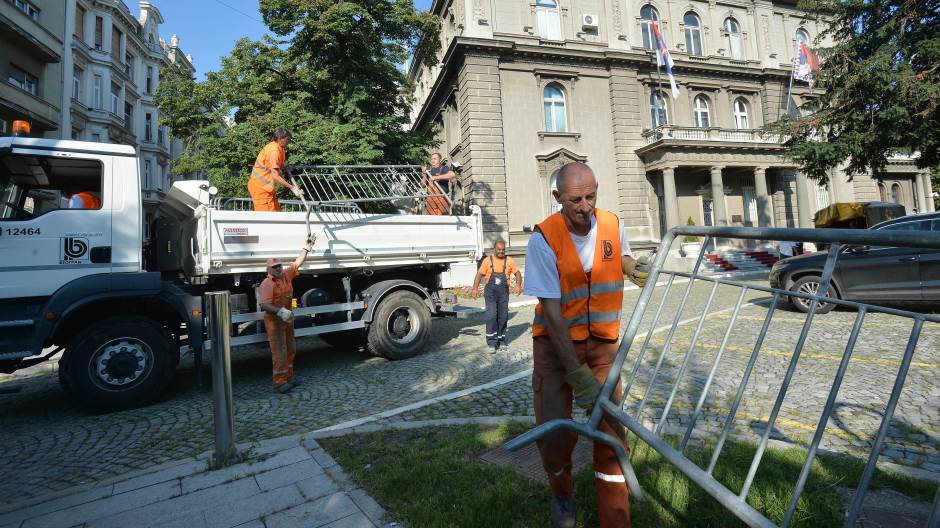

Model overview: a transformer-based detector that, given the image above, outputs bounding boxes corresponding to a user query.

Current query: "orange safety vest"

[70,192,101,209]
[532,209,623,341]
[247,141,285,194]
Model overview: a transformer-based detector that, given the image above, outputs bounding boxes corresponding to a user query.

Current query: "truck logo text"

[61,237,89,264]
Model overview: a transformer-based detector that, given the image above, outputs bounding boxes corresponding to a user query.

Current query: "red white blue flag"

[652,21,680,99]
[793,42,821,86]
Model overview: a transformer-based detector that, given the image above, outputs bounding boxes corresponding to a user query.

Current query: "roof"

[0,137,137,157]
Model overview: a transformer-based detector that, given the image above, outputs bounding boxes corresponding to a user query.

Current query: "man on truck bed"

[259,234,316,393]
[248,128,304,211]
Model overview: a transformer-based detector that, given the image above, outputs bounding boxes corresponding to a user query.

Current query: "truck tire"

[366,290,431,360]
[788,275,837,314]
[319,329,367,351]
[66,315,175,411]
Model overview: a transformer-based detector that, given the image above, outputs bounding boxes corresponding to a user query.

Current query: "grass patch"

[320,423,937,527]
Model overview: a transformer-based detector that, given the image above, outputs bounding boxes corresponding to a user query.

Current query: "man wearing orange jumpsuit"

[258,234,315,393]
[248,128,304,211]
[422,153,455,215]
[523,162,647,528]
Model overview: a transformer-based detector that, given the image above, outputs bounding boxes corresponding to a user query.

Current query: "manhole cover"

[479,437,594,483]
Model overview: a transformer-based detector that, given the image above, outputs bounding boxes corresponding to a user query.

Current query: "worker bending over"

[248,128,304,211]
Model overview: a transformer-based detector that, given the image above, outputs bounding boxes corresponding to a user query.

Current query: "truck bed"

[161,181,484,277]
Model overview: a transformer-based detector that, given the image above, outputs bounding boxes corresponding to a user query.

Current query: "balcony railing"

[643,126,783,145]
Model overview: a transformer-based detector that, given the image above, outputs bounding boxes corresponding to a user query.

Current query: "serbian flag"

[652,21,680,99]
[793,42,821,85]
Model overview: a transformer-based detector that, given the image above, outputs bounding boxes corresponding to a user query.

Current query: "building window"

[93,75,102,108]
[814,178,830,209]
[145,160,152,190]
[725,17,742,60]
[891,183,902,204]
[125,53,134,79]
[124,102,133,130]
[650,91,668,128]
[693,95,710,127]
[72,67,82,100]
[640,5,659,50]
[71,129,80,140]
[12,0,39,20]
[543,84,567,132]
[795,28,811,46]
[91,132,101,142]
[733,97,750,128]
[8,64,38,95]
[112,26,122,58]
[536,0,562,41]
[0,118,7,135]
[75,3,85,38]
[145,113,153,141]
[110,83,121,114]
[146,66,153,94]
[683,12,703,56]
[94,16,103,49]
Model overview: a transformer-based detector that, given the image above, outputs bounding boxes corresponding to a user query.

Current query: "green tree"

[769,0,939,182]
[155,1,440,197]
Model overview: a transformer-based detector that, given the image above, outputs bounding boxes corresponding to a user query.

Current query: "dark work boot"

[550,495,576,528]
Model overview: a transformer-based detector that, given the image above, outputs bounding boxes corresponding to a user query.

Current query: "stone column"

[663,167,679,232]
[710,166,728,226]
[924,172,936,212]
[754,166,773,227]
[915,172,929,212]
[795,170,814,228]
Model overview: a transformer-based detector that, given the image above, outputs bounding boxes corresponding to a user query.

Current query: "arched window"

[725,17,742,60]
[543,84,567,132]
[693,95,710,127]
[684,12,703,56]
[548,169,563,212]
[640,5,659,50]
[650,91,668,128]
[536,0,562,41]
[878,182,888,202]
[891,183,903,204]
[733,97,750,129]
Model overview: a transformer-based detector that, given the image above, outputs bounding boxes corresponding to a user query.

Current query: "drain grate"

[479,437,594,483]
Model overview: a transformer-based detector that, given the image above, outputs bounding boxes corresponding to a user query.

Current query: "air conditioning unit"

[582,14,599,30]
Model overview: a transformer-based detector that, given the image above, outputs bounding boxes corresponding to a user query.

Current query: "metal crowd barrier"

[506,225,940,528]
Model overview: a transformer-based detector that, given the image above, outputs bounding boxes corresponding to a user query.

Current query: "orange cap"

[12,120,31,136]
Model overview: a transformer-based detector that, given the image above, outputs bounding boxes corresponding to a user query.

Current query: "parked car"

[769,212,940,313]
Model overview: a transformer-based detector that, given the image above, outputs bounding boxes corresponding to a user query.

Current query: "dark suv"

[769,212,940,313]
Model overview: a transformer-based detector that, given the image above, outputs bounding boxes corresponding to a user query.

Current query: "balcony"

[642,126,783,145]
[141,188,165,205]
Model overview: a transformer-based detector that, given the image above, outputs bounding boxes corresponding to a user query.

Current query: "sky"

[150,0,434,80]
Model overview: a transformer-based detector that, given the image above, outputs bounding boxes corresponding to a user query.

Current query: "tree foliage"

[155,1,440,197]
[770,0,939,181]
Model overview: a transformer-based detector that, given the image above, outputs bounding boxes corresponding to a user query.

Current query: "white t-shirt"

[523,215,633,299]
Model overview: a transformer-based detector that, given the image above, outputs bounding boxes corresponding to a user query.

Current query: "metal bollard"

[205,291,236,465]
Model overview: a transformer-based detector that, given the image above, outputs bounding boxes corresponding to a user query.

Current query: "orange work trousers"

[264,314,296,386]
[425,181,449,215]
[249,188,281,212]
[533,335,631,528]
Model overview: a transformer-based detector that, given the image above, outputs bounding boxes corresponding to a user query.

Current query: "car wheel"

[788,275,838,314]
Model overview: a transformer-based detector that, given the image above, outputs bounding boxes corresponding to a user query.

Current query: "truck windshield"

[0,154,103,220]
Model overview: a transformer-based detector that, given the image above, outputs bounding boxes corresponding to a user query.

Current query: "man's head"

[553,162,598,234]
[274,128,292,149]
[493,239,506,258]
[266,257,284,278]
[430,152,443,168]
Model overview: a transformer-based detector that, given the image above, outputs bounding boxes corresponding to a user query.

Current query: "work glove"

[624,257,649,288]
[276,307,294,323]
[302,234,316,252]
[564,363,602,412]
[291,185,304,198]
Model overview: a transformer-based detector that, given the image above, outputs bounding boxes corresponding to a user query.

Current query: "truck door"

[0,149,113,299]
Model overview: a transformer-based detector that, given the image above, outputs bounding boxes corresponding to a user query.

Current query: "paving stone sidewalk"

[0,433,389,528]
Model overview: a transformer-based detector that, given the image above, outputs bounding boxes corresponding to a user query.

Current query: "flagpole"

[783,41,797,118]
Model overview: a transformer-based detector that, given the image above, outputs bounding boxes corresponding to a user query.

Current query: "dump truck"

[0,136,483,409]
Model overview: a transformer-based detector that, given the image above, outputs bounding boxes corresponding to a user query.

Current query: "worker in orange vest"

[248,128,304,211]
[67,190,101,209]
[471,239,523,354]
[259,234,315,393]
[523,162,647,528]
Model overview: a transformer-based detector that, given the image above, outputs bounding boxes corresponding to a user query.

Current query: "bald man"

[523,162,647,528]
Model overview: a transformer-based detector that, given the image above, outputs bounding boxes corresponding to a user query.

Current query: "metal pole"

[205,291,236,465]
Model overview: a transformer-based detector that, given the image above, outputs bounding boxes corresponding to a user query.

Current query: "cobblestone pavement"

[1,277,937,506]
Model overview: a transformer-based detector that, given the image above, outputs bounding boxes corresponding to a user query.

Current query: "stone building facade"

[1,1,195,240]
[408,0,935,251]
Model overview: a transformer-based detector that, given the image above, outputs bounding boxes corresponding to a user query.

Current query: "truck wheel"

[67,316,175,411]
[319,329,367,351]
[788,275,837,314]
[366,291,431,360]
